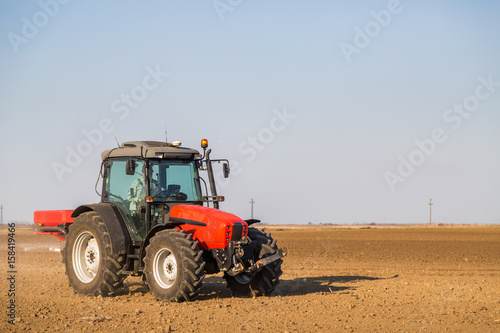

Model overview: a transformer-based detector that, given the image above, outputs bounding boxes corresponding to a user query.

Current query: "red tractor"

[35,140,286,301]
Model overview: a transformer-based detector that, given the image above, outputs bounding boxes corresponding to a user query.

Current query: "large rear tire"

[64,211,125,296]
[224,228,283,297]
[144,229,205,302]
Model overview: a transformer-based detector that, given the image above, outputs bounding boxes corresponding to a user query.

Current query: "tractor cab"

[101,140,225,241]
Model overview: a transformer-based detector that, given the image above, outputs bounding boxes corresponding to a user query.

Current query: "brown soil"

[2,225,499,332]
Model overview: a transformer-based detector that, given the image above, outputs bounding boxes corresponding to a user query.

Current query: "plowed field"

[2,225,499,332]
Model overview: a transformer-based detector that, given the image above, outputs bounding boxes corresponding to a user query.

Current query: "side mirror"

[223,163,230,178]
[126,159,136,175]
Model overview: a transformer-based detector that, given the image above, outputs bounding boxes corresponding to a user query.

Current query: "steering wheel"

[155,190,188,201]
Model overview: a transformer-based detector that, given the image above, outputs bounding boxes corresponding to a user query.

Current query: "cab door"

[103,159,146,240]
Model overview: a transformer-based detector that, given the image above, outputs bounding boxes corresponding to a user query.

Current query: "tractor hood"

[170,205,248,249]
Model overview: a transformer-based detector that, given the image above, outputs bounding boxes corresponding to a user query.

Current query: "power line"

[249,198,255,219]
[428,199,433,225]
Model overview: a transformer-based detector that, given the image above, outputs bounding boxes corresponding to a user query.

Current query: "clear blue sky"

[1,0,499,224]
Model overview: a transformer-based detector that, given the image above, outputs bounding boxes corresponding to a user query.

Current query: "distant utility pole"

[428,199,433,225]
[249,199,255,219]
[1,205,3,225]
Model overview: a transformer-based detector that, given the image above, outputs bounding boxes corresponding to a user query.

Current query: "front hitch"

[255,248,288,269]
[227,246,288,276]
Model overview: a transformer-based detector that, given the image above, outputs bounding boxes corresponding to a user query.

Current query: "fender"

[72,203,131,256]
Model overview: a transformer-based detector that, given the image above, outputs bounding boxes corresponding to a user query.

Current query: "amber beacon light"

[201,138,208,149]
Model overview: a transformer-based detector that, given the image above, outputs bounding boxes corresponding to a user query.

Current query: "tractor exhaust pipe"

[205,149,219,209]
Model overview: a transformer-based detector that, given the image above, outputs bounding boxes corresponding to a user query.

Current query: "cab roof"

[101,141,199,160]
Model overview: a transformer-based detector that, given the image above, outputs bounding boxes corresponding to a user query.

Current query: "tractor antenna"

[115,137,121,147]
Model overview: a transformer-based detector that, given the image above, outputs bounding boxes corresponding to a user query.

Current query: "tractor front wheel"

[224,227,283,297]
[64,211,125,296]
[144,229,205,302]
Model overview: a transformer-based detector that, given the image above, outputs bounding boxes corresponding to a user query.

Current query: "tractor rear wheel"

[64,211,125,296]
[144,229,205,302]
[224,227,283,297]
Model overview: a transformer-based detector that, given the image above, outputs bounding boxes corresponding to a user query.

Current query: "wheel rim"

[153,248,177,289]
[73,231,100,283]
